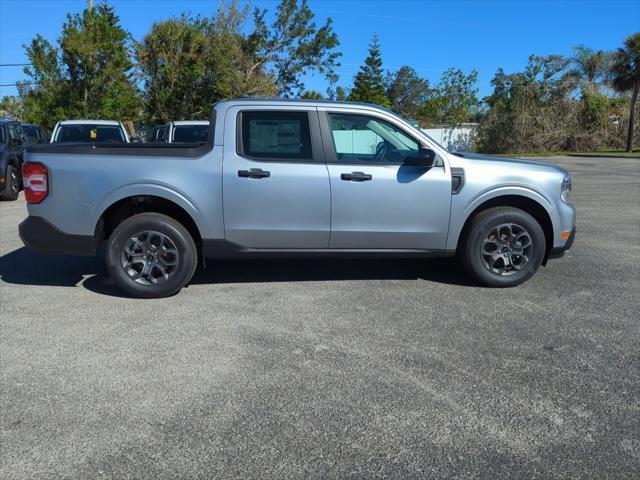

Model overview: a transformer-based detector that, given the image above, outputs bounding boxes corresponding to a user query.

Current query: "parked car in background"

[20,124,49,145]
[148,121,209,143]
[19,99,575,297]
[148,124,169,143]
[50,120,131,143]
[0,119,26,201]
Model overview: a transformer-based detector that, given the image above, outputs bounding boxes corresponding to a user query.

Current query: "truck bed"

[26,141,212,158]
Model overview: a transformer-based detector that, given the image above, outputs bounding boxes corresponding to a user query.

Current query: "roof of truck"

[217,97,392,111]
[57,120,122,126]
[172,120,209,126]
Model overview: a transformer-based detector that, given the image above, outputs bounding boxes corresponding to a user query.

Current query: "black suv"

[0,119,26,201]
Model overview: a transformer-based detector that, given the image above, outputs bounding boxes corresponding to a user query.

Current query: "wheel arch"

[454,194,555,264]
[95,190,204,249]
[1,151,18,169]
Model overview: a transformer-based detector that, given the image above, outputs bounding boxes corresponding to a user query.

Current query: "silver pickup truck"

[19,99,576,298]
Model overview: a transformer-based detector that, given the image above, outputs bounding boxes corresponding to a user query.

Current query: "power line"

[0,64,32,67]
[0,82,36,87]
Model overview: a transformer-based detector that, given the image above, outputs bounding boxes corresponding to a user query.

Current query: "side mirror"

[11,137,22,146]
[405,147,436,167]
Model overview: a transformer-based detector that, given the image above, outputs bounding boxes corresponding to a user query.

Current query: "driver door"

[320,109,452,250]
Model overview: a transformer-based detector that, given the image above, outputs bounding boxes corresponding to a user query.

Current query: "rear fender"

[94,183,207,237]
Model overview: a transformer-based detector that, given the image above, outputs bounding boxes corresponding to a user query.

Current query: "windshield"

[383,109,451,153]
[172,124,208,143]
[53,124,125,143]
[368,120,418,151]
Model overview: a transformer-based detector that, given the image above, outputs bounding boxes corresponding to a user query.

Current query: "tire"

[1,165,20,201]
[106,213,198,298]
[460,207,546,287]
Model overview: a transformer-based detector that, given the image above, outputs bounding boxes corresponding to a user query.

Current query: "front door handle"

[238,168,271,179]
[340,171,372,182]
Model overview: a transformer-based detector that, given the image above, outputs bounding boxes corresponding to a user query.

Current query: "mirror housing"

[405,147,436,167]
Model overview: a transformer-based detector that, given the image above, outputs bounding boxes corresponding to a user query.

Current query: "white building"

[421,123,478,152]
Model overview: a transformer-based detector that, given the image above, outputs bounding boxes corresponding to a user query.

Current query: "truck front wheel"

[460,207,546,287]
[106,213,198,298]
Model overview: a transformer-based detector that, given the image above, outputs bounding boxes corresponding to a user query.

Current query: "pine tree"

[348,34,390,107]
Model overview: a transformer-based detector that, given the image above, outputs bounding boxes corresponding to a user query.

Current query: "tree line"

[0,0,638,153]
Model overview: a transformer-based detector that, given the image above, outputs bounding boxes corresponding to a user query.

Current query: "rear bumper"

[19,216,97,256]
[549,226,576,259]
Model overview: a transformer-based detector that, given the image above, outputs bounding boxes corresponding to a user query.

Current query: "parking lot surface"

[1,156,639,479]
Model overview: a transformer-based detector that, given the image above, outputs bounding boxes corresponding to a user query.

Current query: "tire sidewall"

[3,165,19,201]
[106,214,197,298]
[463,209,545,287]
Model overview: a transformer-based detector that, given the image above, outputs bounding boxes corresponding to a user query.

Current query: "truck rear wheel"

[460,207,545,287]
[106,213,198,298]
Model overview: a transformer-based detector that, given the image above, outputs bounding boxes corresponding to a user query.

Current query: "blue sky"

[1,0,638,99]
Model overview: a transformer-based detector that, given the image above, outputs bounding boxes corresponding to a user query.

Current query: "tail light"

[23,162,48,204]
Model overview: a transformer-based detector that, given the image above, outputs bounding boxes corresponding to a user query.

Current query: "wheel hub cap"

[10,170,18,193]
[120,230,180,285]
[481,223,533,277]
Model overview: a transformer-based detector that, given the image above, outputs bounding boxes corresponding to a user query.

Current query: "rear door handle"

[340,171,372,182]
[238,168,270,179]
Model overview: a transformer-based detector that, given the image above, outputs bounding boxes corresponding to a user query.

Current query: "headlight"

[561,175,572,203]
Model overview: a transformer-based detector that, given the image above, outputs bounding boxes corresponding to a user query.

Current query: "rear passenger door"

[222,106,330,249]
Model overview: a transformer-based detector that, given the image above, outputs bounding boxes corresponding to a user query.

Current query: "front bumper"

[549,226,576,259]
[19,216,97,256]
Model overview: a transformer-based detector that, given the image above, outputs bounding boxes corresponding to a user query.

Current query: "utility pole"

[87,0,93,11]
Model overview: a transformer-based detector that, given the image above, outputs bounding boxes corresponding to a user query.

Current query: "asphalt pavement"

[1,156,638,479]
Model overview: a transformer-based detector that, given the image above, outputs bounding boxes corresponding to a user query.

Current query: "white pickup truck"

[50,120,131,144]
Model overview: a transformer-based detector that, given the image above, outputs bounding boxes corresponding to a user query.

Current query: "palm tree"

[610,33,640,152]
[569,45,609,90]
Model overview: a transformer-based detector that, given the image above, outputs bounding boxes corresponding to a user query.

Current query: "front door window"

[328,113,419,164]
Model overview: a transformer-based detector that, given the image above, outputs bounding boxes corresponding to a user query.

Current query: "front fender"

[446,185,558,251]
[465,185,554,213]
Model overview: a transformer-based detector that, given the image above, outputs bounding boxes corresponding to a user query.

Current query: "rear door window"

[240,111,312,160]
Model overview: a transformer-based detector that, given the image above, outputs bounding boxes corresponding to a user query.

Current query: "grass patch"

[492,149,640,159]
[567,149,640,159]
